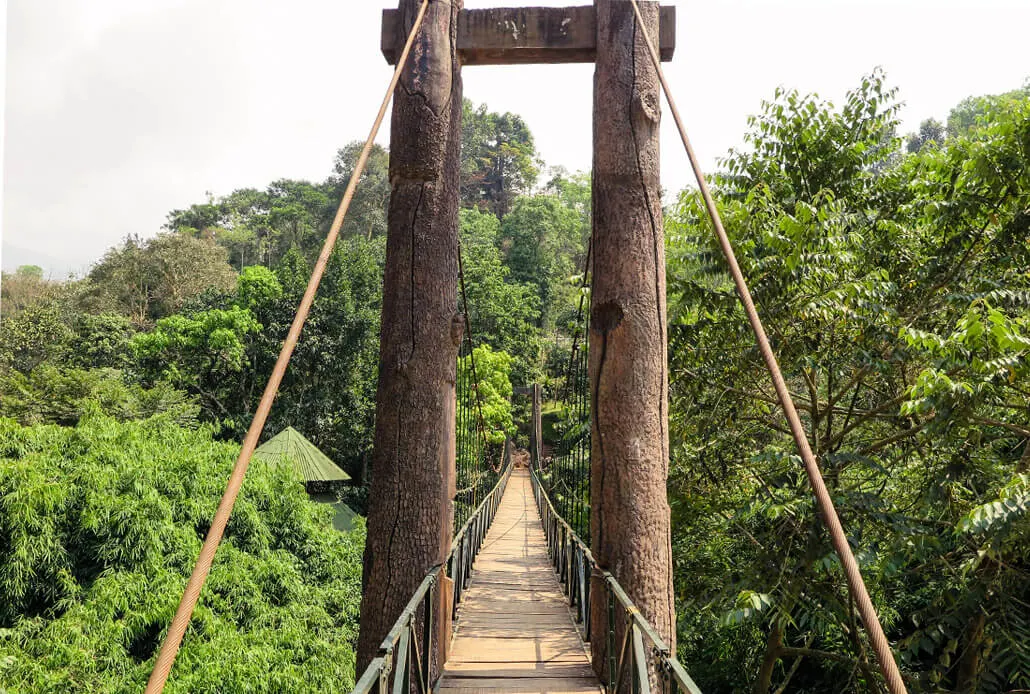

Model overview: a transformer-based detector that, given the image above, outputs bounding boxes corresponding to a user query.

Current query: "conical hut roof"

[253,427,351,483]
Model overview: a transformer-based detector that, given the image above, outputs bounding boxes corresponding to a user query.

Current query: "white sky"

[2,0,1028,277]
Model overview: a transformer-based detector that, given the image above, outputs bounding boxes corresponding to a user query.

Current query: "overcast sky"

[2,0,1028,277]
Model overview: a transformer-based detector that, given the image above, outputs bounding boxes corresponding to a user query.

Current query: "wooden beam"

[382,5,675,66]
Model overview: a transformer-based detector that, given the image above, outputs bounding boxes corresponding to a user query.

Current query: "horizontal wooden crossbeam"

[382,5,676,66]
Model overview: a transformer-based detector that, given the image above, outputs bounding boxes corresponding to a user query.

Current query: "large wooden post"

[358,0,464,677]
[588,0,675,676]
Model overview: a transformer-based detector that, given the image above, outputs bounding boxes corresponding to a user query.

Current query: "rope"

[626,2,908,693]
[143,2,433,690]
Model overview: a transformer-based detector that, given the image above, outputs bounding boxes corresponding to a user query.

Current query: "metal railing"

[530,462,704,694]
[352,451,514,694]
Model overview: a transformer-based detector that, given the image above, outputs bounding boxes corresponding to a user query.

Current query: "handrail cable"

[626,2,907,693]
[546,238,592,536]
[143,2,433,690]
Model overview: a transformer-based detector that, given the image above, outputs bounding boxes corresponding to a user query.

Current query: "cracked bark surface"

[357,0,463,679]
[588,0,675,679]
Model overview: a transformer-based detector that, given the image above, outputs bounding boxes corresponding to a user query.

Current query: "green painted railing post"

[607,585,617,691]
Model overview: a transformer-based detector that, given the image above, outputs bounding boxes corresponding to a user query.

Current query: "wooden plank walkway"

[439,469,602,694]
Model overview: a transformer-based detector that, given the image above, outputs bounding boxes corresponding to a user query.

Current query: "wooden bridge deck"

[439,469,602,694]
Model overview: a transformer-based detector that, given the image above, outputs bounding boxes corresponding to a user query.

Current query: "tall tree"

[1,266,61,318]
[460,99,539,217]
[459,208,542,385]
[328,142,392,240]
[905,117,944,153]
[81,233,236,326]
[500,195,585,331]
[947,80,1030,137]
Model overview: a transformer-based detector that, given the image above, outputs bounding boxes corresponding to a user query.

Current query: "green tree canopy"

[461,99,539,217]
[81,233,237,327]
[459,344,515,445]
[500,194,586,332]
[460,208,542,385]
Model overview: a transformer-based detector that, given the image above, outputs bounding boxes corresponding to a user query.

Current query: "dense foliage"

[459,344,515,445]
[667,73,1030,693]
[0,414,365,693]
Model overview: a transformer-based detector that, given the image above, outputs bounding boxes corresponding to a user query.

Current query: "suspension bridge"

[140,2,911,694]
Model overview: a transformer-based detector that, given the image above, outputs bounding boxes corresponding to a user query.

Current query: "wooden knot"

[592,300,624,335]
[451,313,465,348]
[632,89,660,126]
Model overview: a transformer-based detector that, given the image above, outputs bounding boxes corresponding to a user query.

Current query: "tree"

[81,233,236,327]
[131,306,262,422]
[461,99,539,217]
[459,208,542,385]
[666,73,1029,693]
[947,80,1030,138]
[165,151,390,270]
[500,195,585,331]
[0,366,197,426]
[263,241,383,478]
[459,344,515,445]
[328,142,391,240]
[67,313,136,370]
[1,266,64,318]
[0,298,74,373]
[905,117,944,153]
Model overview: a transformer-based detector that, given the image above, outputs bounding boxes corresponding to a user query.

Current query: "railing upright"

[529,460,704,694]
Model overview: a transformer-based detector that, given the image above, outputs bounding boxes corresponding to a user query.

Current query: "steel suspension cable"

[627,2,907,692]
[143,2,432,691]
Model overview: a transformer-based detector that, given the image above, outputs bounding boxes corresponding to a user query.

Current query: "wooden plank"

[442,658,597,675]
[456,625,585,638]
[467,576,558,584]
[449,641,590,663]
[457,613,575,627]
[456,600,568,615]
[442,662,597,678]
[439,678,601,692]
[439,470,600,693]
[382,5,675,66]
[438,679,601,691]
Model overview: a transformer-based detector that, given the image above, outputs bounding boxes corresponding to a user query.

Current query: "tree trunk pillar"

[588,0,675,680]
[357,0,464,681]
